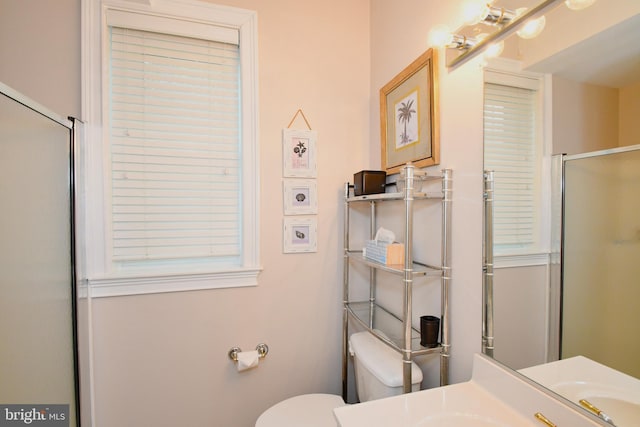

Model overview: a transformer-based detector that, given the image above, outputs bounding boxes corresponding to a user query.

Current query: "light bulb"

[476,33,504,58]
[485,41,504,58]
[565,0,596,10]
[517,15,546,39]
[429,25,453,48]
[515,8,546,39]
[462,0,491,26]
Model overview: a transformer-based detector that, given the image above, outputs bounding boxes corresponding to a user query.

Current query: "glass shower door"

[0,86,77,425]
[562,146,640,379]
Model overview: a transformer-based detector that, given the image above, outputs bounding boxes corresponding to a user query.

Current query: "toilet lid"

[255,394,345,427]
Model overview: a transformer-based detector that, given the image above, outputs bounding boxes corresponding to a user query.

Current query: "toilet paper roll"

[236,350,260,372]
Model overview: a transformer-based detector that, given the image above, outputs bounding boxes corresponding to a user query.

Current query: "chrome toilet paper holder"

[228,343,269,362]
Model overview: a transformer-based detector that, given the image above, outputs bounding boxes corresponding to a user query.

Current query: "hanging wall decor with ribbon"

[282,108,318,254]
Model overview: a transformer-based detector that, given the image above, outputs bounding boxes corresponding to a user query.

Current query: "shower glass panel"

[0,87,77,425]
[562,146,640,379]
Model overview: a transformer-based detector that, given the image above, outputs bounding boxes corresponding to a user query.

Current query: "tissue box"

[353,170,386,196]
[363,240,405,265]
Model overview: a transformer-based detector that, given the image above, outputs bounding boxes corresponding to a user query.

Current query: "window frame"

[484,59,551,266]
[80,0,260,297]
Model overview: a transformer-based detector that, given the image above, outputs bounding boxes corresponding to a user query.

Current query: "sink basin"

[520,356,640,427]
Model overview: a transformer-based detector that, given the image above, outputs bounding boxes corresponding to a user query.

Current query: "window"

[81,0,260,296]
[484,65,549,259]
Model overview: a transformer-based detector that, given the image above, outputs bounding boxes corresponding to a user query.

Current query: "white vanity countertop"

[334,353,607,427]
[334,380,538,426]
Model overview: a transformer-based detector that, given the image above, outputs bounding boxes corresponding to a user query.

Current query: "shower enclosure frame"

[556,143,640,367]
[0,82,81,425]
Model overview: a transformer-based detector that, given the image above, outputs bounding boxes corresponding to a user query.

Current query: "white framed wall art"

[283,217,317,253]
[283,179,318,215]
[282,129,317,178]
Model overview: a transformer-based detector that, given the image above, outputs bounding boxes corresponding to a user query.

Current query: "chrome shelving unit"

[341,164,452,400]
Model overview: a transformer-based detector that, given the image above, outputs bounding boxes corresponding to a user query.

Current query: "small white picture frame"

[283,129,317,177]
[283,217,317,253]
[283,179,318,215]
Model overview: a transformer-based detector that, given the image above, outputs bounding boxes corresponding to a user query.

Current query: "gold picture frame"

[380,48,439,174]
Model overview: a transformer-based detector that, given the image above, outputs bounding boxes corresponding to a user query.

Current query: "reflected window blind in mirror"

[484,77,542,255]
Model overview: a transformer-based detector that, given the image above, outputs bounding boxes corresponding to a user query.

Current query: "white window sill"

[85,268,262,297]
[493,252,550,269]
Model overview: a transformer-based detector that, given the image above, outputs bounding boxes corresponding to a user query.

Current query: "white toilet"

[255,331,423,426]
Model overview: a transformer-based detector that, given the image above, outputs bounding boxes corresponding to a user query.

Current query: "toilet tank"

[349,331,423,402]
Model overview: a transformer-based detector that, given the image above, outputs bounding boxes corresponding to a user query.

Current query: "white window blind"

[484,82,539,250]
[108,26,242,265]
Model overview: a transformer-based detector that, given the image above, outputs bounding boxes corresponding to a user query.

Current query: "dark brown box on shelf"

[353,170,386,196]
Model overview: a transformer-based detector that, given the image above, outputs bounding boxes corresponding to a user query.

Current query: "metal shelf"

[346,191,444,203]
[341,165,452,401]
[346,251,443,277]
[345,301,443,356]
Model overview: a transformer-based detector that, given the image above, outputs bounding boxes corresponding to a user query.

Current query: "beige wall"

[89,1,372,426]
[492,265,548,370]
[620,81,640,147]
[0,0,80,117]
[552,76,619,155]
[552,77,640,156]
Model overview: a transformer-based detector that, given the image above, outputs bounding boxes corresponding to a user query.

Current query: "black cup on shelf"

[420,315,440,348]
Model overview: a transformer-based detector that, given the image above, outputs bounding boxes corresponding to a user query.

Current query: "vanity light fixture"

[478,6,547,40]
[443,1,548,59]
[437,0,595,68]
[463,1,520,28]
[481,6,516,27]
[450,34,480,50]
[429,26,479,50]
[444,0,563,69]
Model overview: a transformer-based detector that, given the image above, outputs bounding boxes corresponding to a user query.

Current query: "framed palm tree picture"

[380,48,439,174]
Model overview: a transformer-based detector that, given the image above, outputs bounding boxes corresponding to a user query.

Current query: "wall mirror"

[479,0,640,424]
